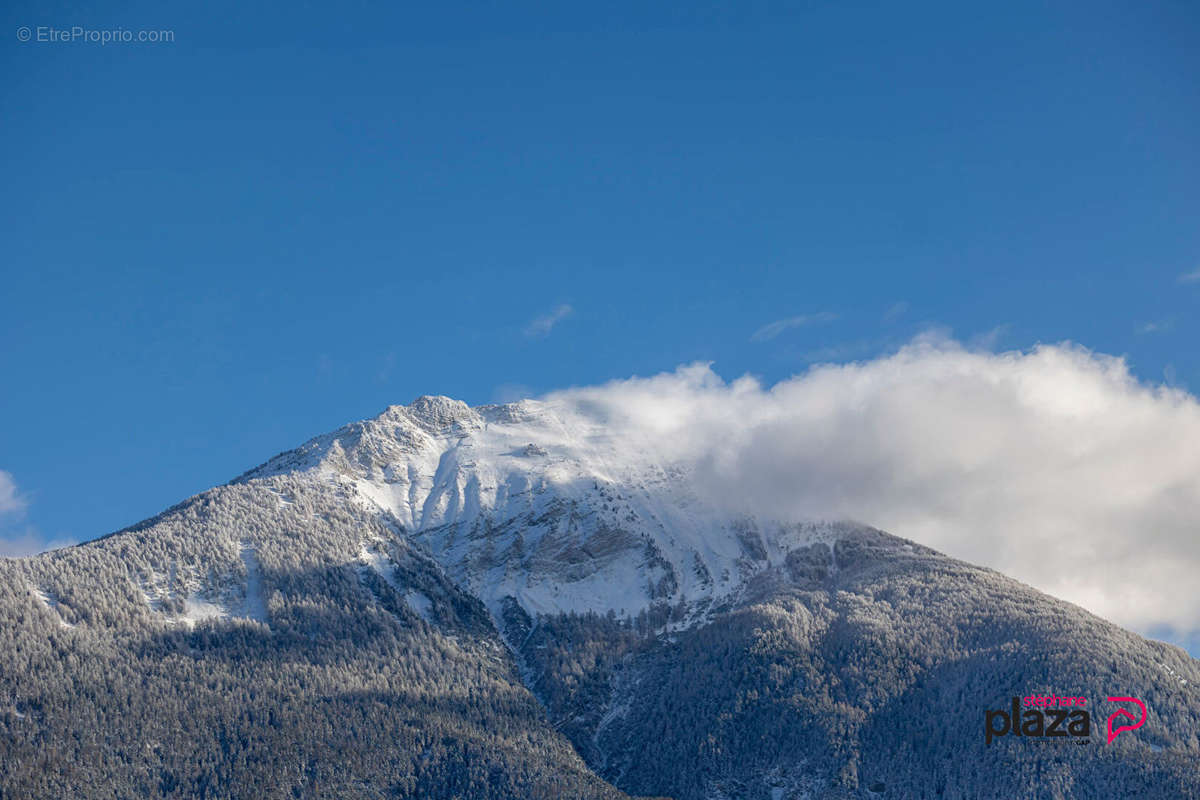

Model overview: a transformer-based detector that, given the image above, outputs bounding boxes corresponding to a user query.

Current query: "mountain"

[2,396,1198,799]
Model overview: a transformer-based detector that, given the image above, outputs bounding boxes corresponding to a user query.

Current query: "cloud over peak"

[542,337,1200,644]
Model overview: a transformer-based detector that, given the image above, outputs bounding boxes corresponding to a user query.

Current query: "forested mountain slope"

[0,478,644,799]
[1,397,1197,799]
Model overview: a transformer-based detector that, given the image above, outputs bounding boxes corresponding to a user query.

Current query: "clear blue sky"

[2,0,1198,550]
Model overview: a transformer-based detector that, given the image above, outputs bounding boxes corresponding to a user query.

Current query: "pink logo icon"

[1105,697,1146,744]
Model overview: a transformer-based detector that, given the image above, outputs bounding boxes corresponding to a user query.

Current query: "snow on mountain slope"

[238,396,841,623]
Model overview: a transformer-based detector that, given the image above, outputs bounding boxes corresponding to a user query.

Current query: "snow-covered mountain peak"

[238,396,862,623]
[396,395,481,432]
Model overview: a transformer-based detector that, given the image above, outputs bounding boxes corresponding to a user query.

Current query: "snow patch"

[31,587,75,628]
[404,590,433,622]
[1160,662,1189,686]
[238,545,269,623]
[139,545,269,628]
[359,543,435,621]
[358,544,401,590]
[176,596,227,627]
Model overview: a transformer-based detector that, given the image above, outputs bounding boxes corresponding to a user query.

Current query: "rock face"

[1,397,1198,799]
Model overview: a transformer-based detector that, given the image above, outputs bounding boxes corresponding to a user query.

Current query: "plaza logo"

[1104,696,1146,744]
[984,694,1146,745]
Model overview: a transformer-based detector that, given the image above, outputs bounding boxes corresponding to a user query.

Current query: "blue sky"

[2,0,1198,551]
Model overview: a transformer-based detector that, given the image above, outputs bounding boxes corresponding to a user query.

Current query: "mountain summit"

[239,396,855,623]
[2,399,1198,799]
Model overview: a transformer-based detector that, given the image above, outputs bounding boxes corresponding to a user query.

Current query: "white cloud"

[0,472,63,558]
[968,323,1010,350]
[524,304,574,338]
[542,336,1200,644]
[1178,268,1200,284]
[750,312,838,342]
[800,336,892,364]
[0,473,72,558]
[1137,320,1172,335]
[0,528,59,558]
[0,471,27,516]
